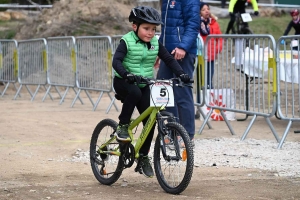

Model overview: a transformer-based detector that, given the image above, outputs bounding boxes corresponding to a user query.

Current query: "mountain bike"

[90,77,194,194]
[232,12,254,35]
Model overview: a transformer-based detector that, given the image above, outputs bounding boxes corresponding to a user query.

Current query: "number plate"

[150,81,174,107]
[241,13,252,22]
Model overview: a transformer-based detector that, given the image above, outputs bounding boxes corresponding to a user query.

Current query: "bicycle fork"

[156,112,181,162]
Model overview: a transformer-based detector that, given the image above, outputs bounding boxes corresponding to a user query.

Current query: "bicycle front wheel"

[153,122,194,194]
[90,119,123,185]
[242,27,253,34]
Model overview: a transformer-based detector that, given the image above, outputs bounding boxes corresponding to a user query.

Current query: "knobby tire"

[90,119,124,185]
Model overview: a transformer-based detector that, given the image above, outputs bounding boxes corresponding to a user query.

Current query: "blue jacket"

[160,0,201,55]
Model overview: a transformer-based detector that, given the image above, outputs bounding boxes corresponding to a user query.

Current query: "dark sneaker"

[140,156,154,178]
[116,124,131,142]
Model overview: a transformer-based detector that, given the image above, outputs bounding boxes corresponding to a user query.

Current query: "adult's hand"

[171,47,186,60]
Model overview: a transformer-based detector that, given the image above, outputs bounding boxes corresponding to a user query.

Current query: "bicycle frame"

[98,78,186,159]
[99,105,165,159]
[129,106,164,158]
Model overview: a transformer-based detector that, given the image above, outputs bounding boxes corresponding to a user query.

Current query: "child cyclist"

[281,9,300,50]
[283,9,300,37]
[112,6,191,177]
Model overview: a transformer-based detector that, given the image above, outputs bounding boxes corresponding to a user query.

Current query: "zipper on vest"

[140,43,147,75]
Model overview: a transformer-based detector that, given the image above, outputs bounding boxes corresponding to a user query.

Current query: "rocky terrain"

[0,0,287,40]
[12,0,160,40]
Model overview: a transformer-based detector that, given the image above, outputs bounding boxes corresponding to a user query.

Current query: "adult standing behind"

[225,0,259,34]
[157,0,200,144]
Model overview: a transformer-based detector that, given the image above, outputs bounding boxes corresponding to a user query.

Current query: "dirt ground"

[1,87,300,200]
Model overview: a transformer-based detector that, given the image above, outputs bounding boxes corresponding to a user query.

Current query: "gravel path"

[70,137,300,178]
[193,137,300,177]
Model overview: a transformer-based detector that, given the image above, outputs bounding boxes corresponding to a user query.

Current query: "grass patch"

[217,14,292,41]
[0,30,16,39]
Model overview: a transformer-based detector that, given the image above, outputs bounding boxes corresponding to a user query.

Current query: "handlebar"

[132,76,194,88]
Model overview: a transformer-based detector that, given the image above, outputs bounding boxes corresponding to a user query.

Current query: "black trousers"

[113,77,155,156]
[221,0,226,8]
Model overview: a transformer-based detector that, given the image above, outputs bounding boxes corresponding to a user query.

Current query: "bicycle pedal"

[134,166,143,174]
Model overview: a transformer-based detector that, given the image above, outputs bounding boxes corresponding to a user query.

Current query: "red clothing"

[200,18,223,62]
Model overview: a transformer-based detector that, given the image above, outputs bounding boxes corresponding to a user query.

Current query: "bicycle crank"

[119,143,135,168]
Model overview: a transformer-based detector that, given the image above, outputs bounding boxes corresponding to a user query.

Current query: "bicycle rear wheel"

[90,119,123,185]
[153,122,194,194]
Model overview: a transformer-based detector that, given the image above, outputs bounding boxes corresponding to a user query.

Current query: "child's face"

[200,5,210,19]
[133,23,156,42]
[292,15,298,21]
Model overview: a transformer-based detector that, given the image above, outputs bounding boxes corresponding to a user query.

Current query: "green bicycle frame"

[129,106,165,159]
[98,105,165,159]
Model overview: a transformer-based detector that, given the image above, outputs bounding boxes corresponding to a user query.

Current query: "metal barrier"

[276,35,300,148]
[14,38,48,101]
[71,36,117,111]
[194,35,212,129]
[105,35,123,114]
[0,39,18,97]
[198,34,280,143]
[42,36,83,105]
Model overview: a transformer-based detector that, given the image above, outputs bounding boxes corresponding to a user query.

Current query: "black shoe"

[116,124,131,142]
[140,156,154,178]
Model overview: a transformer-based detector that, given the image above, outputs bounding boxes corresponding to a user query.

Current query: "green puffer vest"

[114,31,159,87]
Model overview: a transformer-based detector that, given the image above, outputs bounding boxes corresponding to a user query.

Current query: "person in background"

[225,0,259,34]
[157,0,200,145]
[282,9,300,37]
[195,3,223,119]
[199,3,223,89]
[113,6,190,178]
[282,9,300,51]
[221,0,226,8]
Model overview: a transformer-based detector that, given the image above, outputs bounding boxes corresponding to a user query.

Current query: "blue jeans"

[157,53,196,139]
[207,61,215,89]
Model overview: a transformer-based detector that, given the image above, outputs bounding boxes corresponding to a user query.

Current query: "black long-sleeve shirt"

[112,40,185,78]
[283,20,300,36]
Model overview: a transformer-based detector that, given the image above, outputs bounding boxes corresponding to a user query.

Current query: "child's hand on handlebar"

[179,74,191,83]
[124,73,137,84]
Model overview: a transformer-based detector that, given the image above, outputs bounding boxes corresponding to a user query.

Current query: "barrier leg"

[198,107,212,129]
[60,87,70,104]
[31,85,41,101]
[277,120,292,149]
[221,110,235,135]
[1,82,9,97]
[241,114,257,140]
[265,117,280,142]
[106,92,119,114]
[237,74,250,121]
[93,91,104,111]
[197,109,213,134]
[85,90,95,108]
[42,85,52,102]
[14,84,23,100]
[71,89,82,107]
